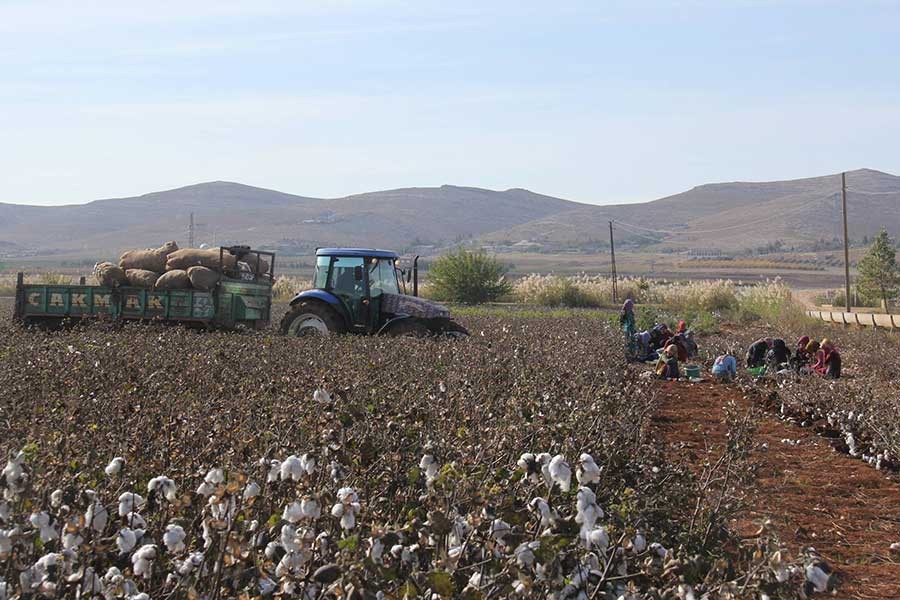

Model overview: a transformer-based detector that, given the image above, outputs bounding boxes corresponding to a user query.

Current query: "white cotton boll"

[29,512,57,543]
[536,453,553,488]
[529,497,556,528]
[276,551,306,578]
[337,487,358,503]
[517,453,541,484]
[196,481,215,496]
[86,500,108,533]
[330,503,344,518]
[243,481,260,501]
[280,456,303,481]
[124,512,147,529]
[576,453,602,485]
[490,518,511,543]
[50,489,63,508]
[300,498,320,520]
[117,493,145,517]
[105,457,125,477]
[587,527,609,552]
[266,460,281,483]
[117,528,138,554]
[283,502,304,524]
[420,454,439,485]
[300,454,316,475]
[148,476,178,502]
[313,389,331,404]
[340,511,356,530]
[131,545,157,579]
[575,487,604,539]
[649,542,667,559]
[549,455,571,492]
[63,532,83,550]
[163,524,186,553]
[205,468,224,485]
[677,584,696,600]
[632,533,647,554]
[0,502,8,523]
[129,594,149,600]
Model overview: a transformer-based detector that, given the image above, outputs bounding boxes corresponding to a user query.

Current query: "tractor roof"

[316,248,400,260]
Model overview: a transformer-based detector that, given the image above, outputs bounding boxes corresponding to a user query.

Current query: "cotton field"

[0,311,843,598]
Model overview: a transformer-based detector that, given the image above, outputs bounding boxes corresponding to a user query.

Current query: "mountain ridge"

[1,168,897,258]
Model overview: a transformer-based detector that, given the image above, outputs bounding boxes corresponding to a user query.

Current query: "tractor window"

[369,258,399,297]
[313,256,330,289]
[330,257,365,296]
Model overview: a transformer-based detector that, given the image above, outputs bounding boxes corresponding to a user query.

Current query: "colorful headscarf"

[623,299,634,312]
[665,344,678,358]
[797,335,810,350]
[676,320,687,334]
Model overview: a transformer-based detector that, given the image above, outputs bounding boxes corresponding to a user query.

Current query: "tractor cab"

[280,248,467,337]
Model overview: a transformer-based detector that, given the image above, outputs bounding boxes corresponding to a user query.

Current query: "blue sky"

[2,0,899,206]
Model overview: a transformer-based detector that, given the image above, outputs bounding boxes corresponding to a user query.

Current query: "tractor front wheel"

[280,301,346,336]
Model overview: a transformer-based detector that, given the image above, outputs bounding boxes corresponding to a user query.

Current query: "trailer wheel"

[280,301,346,336]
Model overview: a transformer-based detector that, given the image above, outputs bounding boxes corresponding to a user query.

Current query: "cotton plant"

[196,467,225,496]
[148,475,178,502]
[419,454,439,486]
[576,454,602,485]
[104,457,125,477]
[117,492,146,517]
[331,487,361,530]
[2,451,28,500]
[163,523,186,553]
[548,455,572,492]
[279,454,316,482]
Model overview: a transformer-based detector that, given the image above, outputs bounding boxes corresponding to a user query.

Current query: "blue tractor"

[280,248,468,337]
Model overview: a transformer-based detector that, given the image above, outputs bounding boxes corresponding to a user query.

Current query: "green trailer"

[13,247,275,330]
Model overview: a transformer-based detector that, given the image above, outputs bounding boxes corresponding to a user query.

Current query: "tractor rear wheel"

[280,301,346,336]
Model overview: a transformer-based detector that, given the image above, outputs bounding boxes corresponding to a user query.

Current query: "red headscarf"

[676,321,686,334]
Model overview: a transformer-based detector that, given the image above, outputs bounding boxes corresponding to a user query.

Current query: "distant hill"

[0,168,897,259]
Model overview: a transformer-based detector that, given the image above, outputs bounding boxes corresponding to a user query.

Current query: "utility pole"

[189,212,195,248]
[609,221,618,304]
[841,172,851,312]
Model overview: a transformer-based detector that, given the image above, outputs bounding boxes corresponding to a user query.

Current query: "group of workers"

[743,335,841,379]
[619,299,843,382]
[619,300,699,379]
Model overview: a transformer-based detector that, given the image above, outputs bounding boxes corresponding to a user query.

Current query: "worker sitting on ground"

[791,336,812,370]
[648,323,673,351]
[798,340,820,374]
[655,345,680,380]
[711,352,737,382]
[813,339,842,379]
[765,338,791,372]
[746,337,773,368]
[633,331,658,362]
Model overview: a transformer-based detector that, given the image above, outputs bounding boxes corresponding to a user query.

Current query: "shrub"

[425,248,512,304]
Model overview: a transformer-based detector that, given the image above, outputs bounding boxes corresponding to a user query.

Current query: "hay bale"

[126,269,159,289]
[93,262,128,288]
[156,270,191,290]
[187,266,220,291]
[166,248,237,271]
[119,241,179,273]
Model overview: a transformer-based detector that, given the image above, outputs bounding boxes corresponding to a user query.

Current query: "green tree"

[857,229,900,313]
[427,248,512,304]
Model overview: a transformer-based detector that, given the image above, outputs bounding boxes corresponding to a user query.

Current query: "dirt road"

[652,381,900,599]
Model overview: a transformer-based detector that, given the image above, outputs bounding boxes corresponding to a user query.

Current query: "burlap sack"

[93,262,128,288]
[156,270,191,290]
[119,241,179,273]
[187,266,220,291]
[166,248,237,271]
[126,269,159,288]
